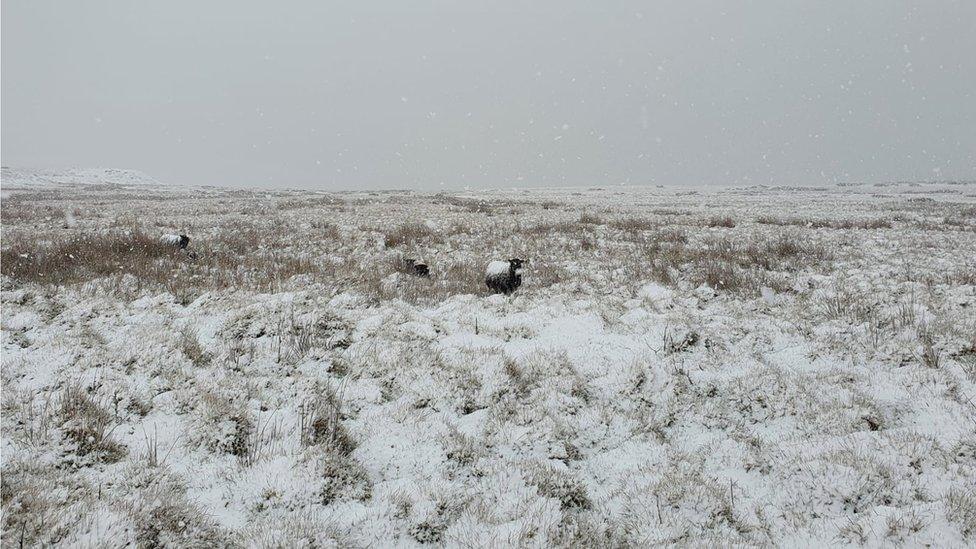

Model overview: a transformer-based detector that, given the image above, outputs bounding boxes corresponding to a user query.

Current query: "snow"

[160,233,182,246]
[486,260,511,276]
[2,179,976,546]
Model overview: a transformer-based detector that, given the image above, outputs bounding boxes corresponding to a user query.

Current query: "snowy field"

[2,174,976,547]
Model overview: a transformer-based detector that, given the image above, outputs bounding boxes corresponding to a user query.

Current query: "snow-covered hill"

[0,167,163,189]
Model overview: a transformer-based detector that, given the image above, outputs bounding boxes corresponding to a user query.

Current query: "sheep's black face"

[508,258,524,270]
[178,235,190,249]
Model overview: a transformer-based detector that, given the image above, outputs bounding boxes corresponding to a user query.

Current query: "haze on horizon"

[2,1,975,191]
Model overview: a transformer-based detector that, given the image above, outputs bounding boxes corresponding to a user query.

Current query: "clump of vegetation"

[442,424,480,466]
[579,212,603,225]
[0,460,74,545]
[179,327,212,367]
[0,225,335,296]
[945,489,976,537]
[384,223,442,248]
[757,216,892,229]
[608,217,661,232]
[705,215,736,228]
[56,383,126,463]
[299,385,356,455]
[409,499,461,544]
[121,469,229,547]
[191,389,255,459]
[525,464,592,510]
[297,385,371,504]
[310,220,342,239]
[0,230,174,286]
[317,451,372,505]
[626,231,830,295]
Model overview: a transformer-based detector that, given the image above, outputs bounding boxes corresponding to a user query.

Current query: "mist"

[3,0,974,190]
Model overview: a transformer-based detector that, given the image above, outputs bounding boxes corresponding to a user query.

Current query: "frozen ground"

[2,176,976,546]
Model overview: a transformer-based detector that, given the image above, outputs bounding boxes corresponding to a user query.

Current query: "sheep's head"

[509,258,525,276]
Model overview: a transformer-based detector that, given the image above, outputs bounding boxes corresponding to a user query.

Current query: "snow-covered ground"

[2,177,975,546]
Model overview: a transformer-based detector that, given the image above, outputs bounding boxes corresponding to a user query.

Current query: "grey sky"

[3,1,974,190]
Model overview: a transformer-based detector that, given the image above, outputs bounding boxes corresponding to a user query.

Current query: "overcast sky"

[3,1,974,190]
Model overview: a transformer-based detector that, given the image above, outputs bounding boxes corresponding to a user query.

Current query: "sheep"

[160,233,190,250]
[413,262,430,278]
[485,258,525,295]
[403,258,430,278]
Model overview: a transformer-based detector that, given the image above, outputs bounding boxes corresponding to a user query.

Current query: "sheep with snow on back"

[160,233,190,250]
[485,258,525,295]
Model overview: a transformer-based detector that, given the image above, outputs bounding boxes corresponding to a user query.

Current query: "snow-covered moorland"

[2,178,976,546]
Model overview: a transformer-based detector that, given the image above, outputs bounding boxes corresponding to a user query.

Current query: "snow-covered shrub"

[0,459,91,546]
[945,489,976,538]
[441,424,481,467]
[705,215,736,228]
[178,326,211,368]
[119,467,228,547]
[187,386,254,459]
[579,212,603,225]
[524,463,592,510]
[608,217,661,232]
[55,383,126,463]
[299,385,355,455]
[315,451,372,505]
[237,510,348,547]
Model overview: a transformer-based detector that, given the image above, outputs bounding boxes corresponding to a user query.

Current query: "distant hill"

[0,167,164,189]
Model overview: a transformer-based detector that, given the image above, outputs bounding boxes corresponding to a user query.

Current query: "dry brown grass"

[310,221,342,240]
[431,194,527,214]
[578,212,603,225]
[383,223,443,248]
[757,215,892,230]
[299,385,356,454]
[56,383,126,463]
[523,220,593,236]
[179,327,212,368]
[945,489,976,537]
[0,221,523,306]
[1,226,335,297]
[0,187,835,304]
[705,215,736,228]
[623,231,830,294]
[276,195,344,211]
[607,218,661,232]
[1,230,175,286]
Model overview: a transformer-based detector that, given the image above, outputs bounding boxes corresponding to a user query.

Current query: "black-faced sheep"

[485,258,524,294]
[403,258,430,278]
[160,233,190,250]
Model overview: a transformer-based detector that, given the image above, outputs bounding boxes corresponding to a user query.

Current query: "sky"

[2,1,975,190]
